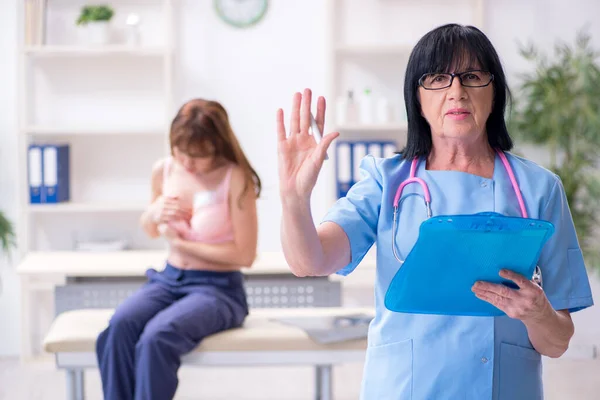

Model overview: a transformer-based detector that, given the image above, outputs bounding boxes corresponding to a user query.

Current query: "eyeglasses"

[418,70,494,90]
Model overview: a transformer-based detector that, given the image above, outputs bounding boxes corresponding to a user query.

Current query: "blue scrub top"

[322,152,594,400]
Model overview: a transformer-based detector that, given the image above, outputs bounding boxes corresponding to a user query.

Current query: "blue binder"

[27,144,43,204]
[384,212,555,317]
[42,144,70,203]
[335,141,352,198]
[335,140,397,198]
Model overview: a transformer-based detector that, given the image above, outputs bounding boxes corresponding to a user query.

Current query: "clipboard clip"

[532,265,543,288]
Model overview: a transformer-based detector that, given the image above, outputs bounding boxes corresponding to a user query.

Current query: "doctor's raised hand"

[277,89,338,200]
[277,89,349,277]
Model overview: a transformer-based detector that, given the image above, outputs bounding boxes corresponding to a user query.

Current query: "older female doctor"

[276,24,594,399]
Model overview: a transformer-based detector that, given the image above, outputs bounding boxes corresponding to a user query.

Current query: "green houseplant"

[0,211,15,257]
[76,5,114,45]
[510,31,600,271]
[0,211,15,296]
[76,5,114,26]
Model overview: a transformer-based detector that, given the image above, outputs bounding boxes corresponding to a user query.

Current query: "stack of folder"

[28,144,70,204]
[335,140,398,198]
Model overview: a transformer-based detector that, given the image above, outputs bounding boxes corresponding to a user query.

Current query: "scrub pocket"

[499,343,543,400]
[360,339,413,400]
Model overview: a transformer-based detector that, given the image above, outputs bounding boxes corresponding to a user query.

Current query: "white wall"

[174,0,330,253]
[1,0,600,357]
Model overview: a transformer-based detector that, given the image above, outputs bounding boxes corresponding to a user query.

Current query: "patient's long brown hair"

[169,99,262,206]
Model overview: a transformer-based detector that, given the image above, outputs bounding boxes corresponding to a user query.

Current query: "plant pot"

[86,21,110,45]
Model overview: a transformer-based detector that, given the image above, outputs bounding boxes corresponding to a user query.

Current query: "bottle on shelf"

[359,87,375,125]
[125,14,142,46]
[375,97,392,124]
[336,90,359,125]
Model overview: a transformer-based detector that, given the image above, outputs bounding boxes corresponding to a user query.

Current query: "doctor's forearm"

[524,309,574,358]
[281,199,327,277]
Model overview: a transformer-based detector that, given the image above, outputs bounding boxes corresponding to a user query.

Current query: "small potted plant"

[0,211,15,297]
[76,5,115,45]
[0,211,15,256]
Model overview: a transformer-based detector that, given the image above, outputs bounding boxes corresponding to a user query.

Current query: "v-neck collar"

[418,151,501,183]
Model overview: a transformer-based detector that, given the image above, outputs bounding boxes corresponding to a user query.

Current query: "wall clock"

[214,0,269,28]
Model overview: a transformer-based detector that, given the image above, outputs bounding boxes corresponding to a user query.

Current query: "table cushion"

[43,307,372,353]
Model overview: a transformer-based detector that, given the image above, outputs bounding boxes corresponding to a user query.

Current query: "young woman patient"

[96,98,261,400]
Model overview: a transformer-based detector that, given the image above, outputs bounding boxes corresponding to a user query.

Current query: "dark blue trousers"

[96,263,248,400]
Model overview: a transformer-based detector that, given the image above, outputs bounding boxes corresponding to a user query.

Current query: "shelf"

[337,122,408,132]
[335,44,413,57]
[24,45,171,57]
[28,202,148,214]
[23,126,166,136]
[14,251,315,277]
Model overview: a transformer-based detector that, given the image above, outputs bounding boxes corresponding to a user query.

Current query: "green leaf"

[509,28,600,272]
[0,211,15,257]
[76,5,114,25]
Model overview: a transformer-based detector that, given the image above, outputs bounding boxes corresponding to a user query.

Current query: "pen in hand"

[310,112,329,160]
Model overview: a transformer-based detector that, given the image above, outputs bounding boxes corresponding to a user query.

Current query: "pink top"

[162,158,235,243]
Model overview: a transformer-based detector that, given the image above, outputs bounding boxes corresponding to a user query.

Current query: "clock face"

[214,0,268,28]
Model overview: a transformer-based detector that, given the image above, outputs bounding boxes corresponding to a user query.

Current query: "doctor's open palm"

[277,89,339,201]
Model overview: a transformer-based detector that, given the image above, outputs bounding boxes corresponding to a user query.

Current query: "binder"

[367,142,382,157]
[383,142,397,158]
[335,142,352,198]
[335,140,398,198]
[42,144,70,203]
[28,144,43,204]
[352,142,367,184]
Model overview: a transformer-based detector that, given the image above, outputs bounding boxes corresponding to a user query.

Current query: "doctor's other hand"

[277,89,339,203]
[472,269,553,322]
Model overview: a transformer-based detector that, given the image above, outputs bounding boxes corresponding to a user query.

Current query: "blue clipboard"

[384,212,555,317]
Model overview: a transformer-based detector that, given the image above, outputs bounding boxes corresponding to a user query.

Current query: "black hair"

[400,23,513,159]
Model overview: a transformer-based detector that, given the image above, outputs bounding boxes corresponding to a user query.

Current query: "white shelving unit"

[335,44,414,57]
[16,0,176,360]
[17,0,175,254]
[24,45,171,57]
[325,0,485,205]
[28,201,148,214]
[336,122,408,132]
[23,125,166,136]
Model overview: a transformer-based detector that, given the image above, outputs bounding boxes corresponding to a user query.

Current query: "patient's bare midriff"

[167,249,242,272]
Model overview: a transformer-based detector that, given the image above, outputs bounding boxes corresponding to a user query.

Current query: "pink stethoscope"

[391,149,543,286]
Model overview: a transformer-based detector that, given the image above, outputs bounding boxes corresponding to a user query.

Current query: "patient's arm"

[141,160,166,238]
